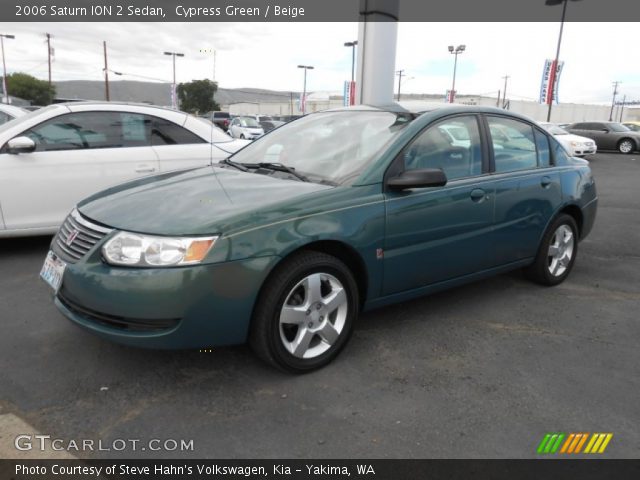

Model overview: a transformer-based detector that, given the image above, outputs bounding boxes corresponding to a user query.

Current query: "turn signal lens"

[184,239,216,264]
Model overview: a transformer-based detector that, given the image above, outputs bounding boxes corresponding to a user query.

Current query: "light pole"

[396,70,404,101]
[448,44,465,103]
[502,75,510,108]
[545,0,582,122]
[164,51,184,109]
[344,41,357,83]
[297,65,313,115]
[0,34,15,104]
[609,81,620,121]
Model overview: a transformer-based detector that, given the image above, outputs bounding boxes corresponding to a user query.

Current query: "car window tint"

[403,115,482,180]
[149,116,205,145]
[534,129,551,167]
[25,111,153,151]
[551,137,570,164]
[0,112,11,124]
[120,113,150,147]
[488,117,537,173]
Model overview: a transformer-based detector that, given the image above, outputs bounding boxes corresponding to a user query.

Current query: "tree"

[176,79,219,114]
[5,73,56,105]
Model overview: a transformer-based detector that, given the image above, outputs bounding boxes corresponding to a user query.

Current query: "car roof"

[323,103,539,124]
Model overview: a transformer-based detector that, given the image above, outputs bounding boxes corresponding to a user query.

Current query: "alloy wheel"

[547,224,575,277]
[619,140,634,153]
[278,273,348,359]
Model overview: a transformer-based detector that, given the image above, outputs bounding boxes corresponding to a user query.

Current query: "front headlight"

[102,232,218,267]
[570,141,582,147]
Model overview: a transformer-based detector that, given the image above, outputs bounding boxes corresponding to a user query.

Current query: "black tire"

[240,134,245,140]
[617,138,636,154]
[249,251,359,373]
[524,214,579,286]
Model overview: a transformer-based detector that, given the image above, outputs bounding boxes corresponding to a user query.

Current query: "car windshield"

[239,118,260,127]
[0,104,58,135]
[609,123,631,132]
[228,110,414,185]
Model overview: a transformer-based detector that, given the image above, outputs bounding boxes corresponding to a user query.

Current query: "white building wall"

[226,97,630,124]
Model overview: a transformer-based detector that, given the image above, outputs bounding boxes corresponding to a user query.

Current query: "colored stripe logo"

[537,433,613,454]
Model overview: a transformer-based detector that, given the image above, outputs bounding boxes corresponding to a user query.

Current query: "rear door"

[147,115,213,172]
[0,111,159,230]
[485,115,561,264]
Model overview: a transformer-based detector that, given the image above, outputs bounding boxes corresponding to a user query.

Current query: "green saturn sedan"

[41,105,597,372]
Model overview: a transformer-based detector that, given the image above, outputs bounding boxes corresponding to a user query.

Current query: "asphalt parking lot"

[0,152,638,459]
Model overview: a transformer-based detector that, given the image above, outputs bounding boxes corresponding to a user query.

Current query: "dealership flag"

[540,59,564,105]
[343,81,356,106]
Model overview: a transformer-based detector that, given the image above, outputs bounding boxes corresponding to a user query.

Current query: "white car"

[0,104,28,125]
[228,116,265,140]
[0,102,248,237]
[539,122,597,157]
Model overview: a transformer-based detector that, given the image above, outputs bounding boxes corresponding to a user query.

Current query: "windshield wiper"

[250,162,310,182]
[219,158,248,172]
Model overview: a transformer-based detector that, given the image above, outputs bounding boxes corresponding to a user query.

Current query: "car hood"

[555,133,597,144]
[77,166,332,236]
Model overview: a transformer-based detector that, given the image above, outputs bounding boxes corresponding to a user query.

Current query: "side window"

[0,112,11,124]
[24,111,149,151]
[551,137,570,165]
[149,116,205,146]
[403,115,483,181]
[534,129,551,167]
[487,116,537,173]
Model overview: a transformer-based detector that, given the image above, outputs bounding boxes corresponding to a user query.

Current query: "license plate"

[40,251,66,292]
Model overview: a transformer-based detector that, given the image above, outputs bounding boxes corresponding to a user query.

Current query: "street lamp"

[344,41,357,83]
[0,34,15,104]
[448,44,465,103]
[297,65,314,115]
[545,0,582,121]
[164,51,184,109]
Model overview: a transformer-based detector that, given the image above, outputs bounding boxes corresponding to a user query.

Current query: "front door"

[383,115,496,295]
[0,111,159,230]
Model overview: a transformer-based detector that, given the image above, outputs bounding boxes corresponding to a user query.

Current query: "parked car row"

[201,111,297,136]
[565,121,640,154]
[539,122,597,157]
[0,102,248,237]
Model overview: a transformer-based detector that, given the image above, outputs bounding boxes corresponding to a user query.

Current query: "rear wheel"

[618,138,635,154]
[249,251,358,373]
[240,134,246,140]
[524,214,578,286]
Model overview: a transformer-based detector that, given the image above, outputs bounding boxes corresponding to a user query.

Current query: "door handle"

[541,176,552,188]
[470,188,487,203]
[135,166,156,173]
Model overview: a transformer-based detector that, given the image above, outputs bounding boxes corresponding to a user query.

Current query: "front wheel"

[249,251,359,373]
[524,214,578,286]
[618,138,635,154]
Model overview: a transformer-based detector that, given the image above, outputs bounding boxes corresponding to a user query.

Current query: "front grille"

[53,209,112,263]
[58,292,180,332]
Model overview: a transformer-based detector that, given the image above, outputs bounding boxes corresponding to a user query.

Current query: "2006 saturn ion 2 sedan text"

[41,105,597,372]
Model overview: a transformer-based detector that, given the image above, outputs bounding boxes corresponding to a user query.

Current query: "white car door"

[0,110,159,231]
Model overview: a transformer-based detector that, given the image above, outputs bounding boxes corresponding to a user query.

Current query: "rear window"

[213,112,230,119]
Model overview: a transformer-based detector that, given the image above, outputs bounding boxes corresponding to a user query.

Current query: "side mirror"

[387,168,447,191]
[7,136,36,154]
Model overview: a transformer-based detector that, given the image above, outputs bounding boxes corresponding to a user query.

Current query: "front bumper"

[53,253,279,349]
